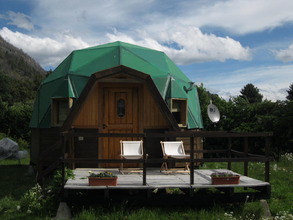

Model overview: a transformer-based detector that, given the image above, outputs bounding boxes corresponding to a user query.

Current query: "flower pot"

[211,176,240,185]
[88,177,118,186]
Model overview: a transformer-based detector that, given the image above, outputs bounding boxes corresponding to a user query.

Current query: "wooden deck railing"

[57,130,273,187]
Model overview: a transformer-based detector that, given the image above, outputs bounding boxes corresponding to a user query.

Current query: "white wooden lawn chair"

[160,141,190,171]
[120,140,144,174]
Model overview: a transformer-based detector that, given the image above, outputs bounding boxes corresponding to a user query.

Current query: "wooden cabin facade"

[30,42,204,169]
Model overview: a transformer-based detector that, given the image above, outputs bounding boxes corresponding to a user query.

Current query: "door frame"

[98,83,143,167]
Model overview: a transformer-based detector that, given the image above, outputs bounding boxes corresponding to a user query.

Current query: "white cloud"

[0,25,251,67]
[106,26,251,64]
[0,27,89,67]
[274,44,293,62]
[29,0,155,37]
[157,26,251,64]
[1,0,291,68]
[27,0,293,42]
[179,0,293,35]
[196,65,293,101]
[2,0,292,43]
[0,11,34,31]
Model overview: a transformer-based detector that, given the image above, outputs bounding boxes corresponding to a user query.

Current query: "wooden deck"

[64,168,270,193]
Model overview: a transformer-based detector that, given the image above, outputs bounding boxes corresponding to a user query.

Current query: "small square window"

[51,98,74,126]
[170,98,187,127]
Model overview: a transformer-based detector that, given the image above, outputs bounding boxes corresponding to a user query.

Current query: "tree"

[239,83,263,103]
[0,99,9,133]
[194,84,293,155]
[7,102,32,140]
[196,83,226,130]
[286,83,293,101]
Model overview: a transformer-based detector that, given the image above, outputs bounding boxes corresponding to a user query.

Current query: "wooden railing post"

[228,137,232,170]
[244,137,248,176]
[190,135,195,185]
[143,134,147,186]
[62,133,66,186]
[68,130,75,169]
[37,162,43,185]
[265,137,270,182]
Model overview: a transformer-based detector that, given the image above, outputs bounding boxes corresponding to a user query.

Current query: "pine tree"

[240,83,263,103]
[286,83,293,101]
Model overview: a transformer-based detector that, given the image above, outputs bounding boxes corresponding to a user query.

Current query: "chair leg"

[119,162,124,174]
[160,156,168,171]
[160,162,168,171]
[184,162,190,171]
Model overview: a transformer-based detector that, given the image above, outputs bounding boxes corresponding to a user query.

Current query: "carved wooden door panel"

[101,85,139,168]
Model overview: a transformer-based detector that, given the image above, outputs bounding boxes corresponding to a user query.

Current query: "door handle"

[102,124,108,129]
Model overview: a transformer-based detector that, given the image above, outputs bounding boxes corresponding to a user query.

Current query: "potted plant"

[210,171,240,185]
[88,171,118,186]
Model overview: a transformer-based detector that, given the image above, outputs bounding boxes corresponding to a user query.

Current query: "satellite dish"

[207,101,220,123]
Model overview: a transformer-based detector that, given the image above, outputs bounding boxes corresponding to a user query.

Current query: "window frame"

[169,98,188,127]
[51,98,74,127]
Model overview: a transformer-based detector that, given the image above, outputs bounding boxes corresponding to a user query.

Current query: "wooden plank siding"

[72,82,170,130]
[143,85,170,129]
[73,81,100,128]
[74,132,99,168]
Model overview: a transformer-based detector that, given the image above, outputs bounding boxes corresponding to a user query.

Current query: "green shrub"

[16,137,29,150]
[0,196,18,216]
[20,184,43,214]
[0,133,6,139]
[18,168,75,216]
[241,202,263,220]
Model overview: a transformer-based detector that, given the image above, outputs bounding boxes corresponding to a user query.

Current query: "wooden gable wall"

[72,81,171,130]
[73,81,100,128]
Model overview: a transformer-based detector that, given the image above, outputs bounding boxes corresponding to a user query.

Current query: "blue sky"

[1,0,293,101]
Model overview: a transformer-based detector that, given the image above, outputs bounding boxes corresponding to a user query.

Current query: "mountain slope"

[0,36,46,104]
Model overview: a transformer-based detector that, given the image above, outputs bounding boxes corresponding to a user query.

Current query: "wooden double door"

[100,84,141,168]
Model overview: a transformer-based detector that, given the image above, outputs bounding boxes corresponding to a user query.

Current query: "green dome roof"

[30,41,203,128]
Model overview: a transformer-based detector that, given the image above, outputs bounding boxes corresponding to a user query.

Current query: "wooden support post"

[244,137,248,176]
[147,189,152,198]
[63,133,67,178]
[37,162,43,185]
[265,137,270,183]
[190,135,195,185]
[228,138,232,170]
[224,187,234,197]
[61,161,65,185]
[189,188,194,197]
[143,135,147,186]
[61,134,66,200]
[104,188,109,198]
[61,159,65,200]
[69,131,75,169]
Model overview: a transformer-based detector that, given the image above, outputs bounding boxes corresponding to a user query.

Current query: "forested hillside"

[0,36,46,104]
[0,36,47,144]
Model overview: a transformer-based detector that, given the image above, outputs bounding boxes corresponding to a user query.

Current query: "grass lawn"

[203,154,293,215]
[0,154,292,220]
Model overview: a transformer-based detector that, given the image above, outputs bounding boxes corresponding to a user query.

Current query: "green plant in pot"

[210,171,240,185]
[88,171,118,186]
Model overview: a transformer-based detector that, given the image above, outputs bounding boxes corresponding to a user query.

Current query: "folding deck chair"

[160,141,190,171]
[119,140,144,174]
